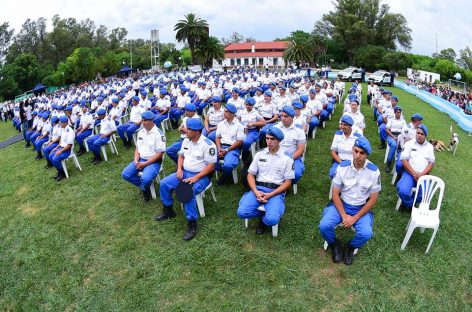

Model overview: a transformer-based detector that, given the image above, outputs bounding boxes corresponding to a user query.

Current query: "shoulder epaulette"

[204,138,213,145]
[340,160,351,167]
[366,163,378,171]
[335,130,343,135]
[353,132,362,138]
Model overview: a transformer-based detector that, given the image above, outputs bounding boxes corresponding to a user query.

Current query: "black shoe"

[76,148,85,156]
[217,174,226,186]
[183,221,198,241]
[56,171,66,181]
[143,189,151,202]
[91,155,98,163]
[44,161,53,169]
[343,243,355,266]
[93,155,103,165]
[399,203,412,213]
[255,218,266,235]
[154,205,176,221]
[385,161,392,173]
[35,154,41,160]
[24,143,31,148]
[329,240,343,263]
[378,141,386,149]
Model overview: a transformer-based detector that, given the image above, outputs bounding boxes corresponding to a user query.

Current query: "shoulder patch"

[353,132,361,137]
[335,130,343,135]
[340,160,351,167]
[204,138,213,145]
[156,127,164,135]
[366,163,378,171]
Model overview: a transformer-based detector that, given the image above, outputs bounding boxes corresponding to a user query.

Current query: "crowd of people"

[5,68,436,265]
[406,79,472,114]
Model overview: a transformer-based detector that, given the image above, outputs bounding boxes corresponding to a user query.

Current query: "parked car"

[188,65,203,73]
[368,70,392,86]
[211,64,224,73]
[337,67,363,81]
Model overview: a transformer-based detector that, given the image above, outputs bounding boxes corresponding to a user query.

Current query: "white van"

[368,70,392,86]
[337,67,363,81]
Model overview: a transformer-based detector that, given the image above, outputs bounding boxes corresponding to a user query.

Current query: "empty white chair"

[401,175,445,254]
[61,145,82,179]
[244,205,279,237]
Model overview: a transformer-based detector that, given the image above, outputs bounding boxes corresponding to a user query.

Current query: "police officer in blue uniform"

[319,137,381,265]
[237,127,295,234]
[49,115,75,181]
[121,111,166,201]
[155,118,217,241]
[329,115,361,179]
[85,108,117,164]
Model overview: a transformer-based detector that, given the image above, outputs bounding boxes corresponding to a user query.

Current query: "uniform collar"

[264,147,283,157]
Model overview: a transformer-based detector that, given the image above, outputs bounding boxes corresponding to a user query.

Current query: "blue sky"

[1,0,470,56]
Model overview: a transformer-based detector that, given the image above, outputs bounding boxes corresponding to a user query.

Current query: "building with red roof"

[214,41,290,69]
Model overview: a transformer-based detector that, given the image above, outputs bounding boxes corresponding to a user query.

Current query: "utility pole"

[435,33,438,54]
[129,40,133,69]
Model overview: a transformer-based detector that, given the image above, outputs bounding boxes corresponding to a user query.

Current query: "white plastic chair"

[61,145,82,179]
[323,223,358,255]
[244,205,278,237]
[383,144,390,163]
[100,134,119,161]
[180,182,217,218]
[395,187,417,211]
[401,175,445,254]
[142,159,166,200]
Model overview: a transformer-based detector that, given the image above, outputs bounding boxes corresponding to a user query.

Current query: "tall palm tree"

[174,13,209,65]
[194,36,224,67]
[283,38,313,68]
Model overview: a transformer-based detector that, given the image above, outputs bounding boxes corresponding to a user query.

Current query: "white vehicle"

[211,64,224,73]
[368,70,392,86]
[337,67,363,81]
[188,65,203,73]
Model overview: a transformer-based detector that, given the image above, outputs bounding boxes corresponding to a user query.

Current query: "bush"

[353,45,387,71]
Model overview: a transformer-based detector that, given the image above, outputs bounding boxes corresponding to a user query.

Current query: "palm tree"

[174,13,209,65]
[194,36,224,67]
[283,38,313,68]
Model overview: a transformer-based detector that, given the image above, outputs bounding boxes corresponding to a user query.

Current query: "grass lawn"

[0,84,471,311]
[0,121,20,142]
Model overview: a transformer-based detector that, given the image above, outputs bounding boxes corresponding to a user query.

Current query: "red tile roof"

[224,52,284,58]
[225,41,289,51]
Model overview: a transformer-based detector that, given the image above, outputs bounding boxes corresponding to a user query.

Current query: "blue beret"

[132,96,140,102]
[159,89,168,95]
[51,116,59,123]
[232,87,240,94]
[340,115,354,126]
[393,105,402,112]
[382,90,392,95]
[96,108,106,116]
[32,111,38,115]
[59,116,68,123]
[185,103,197,112]
[81,102,88,108]
[198,81,205,85]
[315,83,322,87]
[140,90,147,96]
[350,99,360,105]
[354,136,372,155]
[186,118,203,131]
[278,86,287,90]
[180,86,188,92]
[266,127,284,141]
[245,97,256,106]
[411,113,423,121]
[418,124,428,136]
[256,87,263,92]
[309,88,316,94]
[112,98,119,103]
[65,106,73,112]
[118,93,125,98]
[97,97,104,102]
[300,95,309,103]
[348,94,358,101]
[391,96,399,102]
[141,111,156,120]
[212,95,222,102]
[292,101,303,109]
[264,90,272,97]
[282,106,295,117]
[42,112,50,118]
[225,103,237,114]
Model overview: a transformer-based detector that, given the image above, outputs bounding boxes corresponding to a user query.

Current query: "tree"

[353,45,386,71]
[0,22,14,62]
[221,32,244,46]
[434,59,458,80]
[457,46,472,70]
[109,27,128,51]
[381,51,413,71]
[11,53,41,91]
[194,36,224,67]
[283,36,312,67]
[65,48,99,82]
[314,0,412,61]
[174,13,209,64]
[432,48,457,62]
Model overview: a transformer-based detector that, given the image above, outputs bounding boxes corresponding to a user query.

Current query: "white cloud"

[1,0,470,56]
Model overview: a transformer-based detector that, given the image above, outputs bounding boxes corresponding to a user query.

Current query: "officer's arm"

[268,179,291,197]
[332,187,347,218]
[385,127,395,139]
[253,117,266,127]
[215,136,222,151]
[353,192,379,221]
[420,162,434,176]
[401,159,417,176]
[247,173,258,194]
[293,143,305,160]
[228,140,243,151]
[269,113,279,123]
[192,162,215,181]
[141,151,163,167]
[331,150,342,163]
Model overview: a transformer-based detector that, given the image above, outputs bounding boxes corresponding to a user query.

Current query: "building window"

[244,58,249,66]
[252,58,256,65]
[230,59,235,66]
[273,58,278,66]
[259,58,264,66]
[237,59,241,65]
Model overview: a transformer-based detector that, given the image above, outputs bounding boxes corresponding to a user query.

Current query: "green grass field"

[1,84,471,311]
[0,121,20,141]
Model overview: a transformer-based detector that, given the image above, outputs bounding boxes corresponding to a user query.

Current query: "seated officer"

[121,111,166,201]
[385,106,406,172]
[397,124,435,211]
[166,103,201,163]
[237,97,266,154]
[203,96,225,142]
[319,136,381,265]
[215,103,245,185]
[329,115,361,179]
[33,112,52,160]
[117,96,145,149]
[236,127,294,234]
[43,116,62,169]
[273,106,306,184]
[155,118,217,241]
[395,113,423,182]
[75,103,94,156]
[85,108,117,165]
[49,116,75,181]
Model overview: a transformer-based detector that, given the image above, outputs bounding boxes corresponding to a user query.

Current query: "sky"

[1,0,471,56]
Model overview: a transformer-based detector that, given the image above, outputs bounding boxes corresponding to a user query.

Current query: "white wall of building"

[214,56,286,68]
[407,68,441,83]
